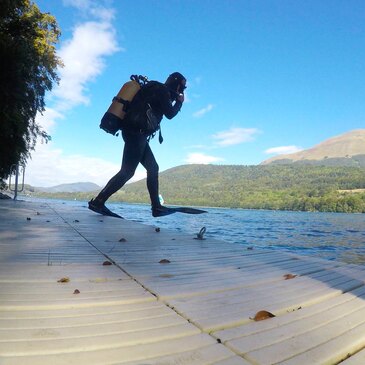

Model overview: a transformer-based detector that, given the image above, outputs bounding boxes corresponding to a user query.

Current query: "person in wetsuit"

[89,72,186,217]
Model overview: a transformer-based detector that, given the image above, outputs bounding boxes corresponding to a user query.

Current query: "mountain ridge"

[33,182,100,193]
[261,129,365,166]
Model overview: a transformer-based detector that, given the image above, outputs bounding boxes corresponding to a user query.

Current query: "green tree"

[0,0,61,186]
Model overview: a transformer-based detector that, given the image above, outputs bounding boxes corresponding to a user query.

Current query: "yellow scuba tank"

[100,75,149,136]
[107,79,141,120]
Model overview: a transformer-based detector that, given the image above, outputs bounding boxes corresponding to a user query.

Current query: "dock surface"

[1,200,365,365]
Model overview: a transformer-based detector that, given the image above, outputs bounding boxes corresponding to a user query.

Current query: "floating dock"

[1,200,365,364]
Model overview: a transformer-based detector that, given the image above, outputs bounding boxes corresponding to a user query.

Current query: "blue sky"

[26,0,365,187]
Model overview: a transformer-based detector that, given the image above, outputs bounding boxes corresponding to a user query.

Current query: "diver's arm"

[160,89,183,120]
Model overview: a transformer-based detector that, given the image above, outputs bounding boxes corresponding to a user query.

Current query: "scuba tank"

[107,75,148,120]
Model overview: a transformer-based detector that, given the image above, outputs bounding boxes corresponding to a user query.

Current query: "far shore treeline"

[19,165,365,213]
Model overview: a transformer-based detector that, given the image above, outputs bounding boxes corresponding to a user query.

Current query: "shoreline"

[6,192,365,215]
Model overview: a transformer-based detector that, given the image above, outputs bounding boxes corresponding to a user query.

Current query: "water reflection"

[114,204,365,265]
[28,198,365,266]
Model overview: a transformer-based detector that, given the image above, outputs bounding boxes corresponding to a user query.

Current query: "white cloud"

[37,2,119,123]
[62,0,115,22]
[25,143,147,187]
[193,104,214,118]
[27,3,122,187]
[54,20,120,109]
[35,107,64,132]
[265,145,303,155]
[63,0,91,11]
[212,127,260,147]
[184,153,224,164]
[25,143,118,187]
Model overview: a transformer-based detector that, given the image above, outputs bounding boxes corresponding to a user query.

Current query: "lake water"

[27,198,365,265]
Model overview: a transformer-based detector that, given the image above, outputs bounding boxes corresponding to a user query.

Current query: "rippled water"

[111,202,365,265]
[29,198,365,265]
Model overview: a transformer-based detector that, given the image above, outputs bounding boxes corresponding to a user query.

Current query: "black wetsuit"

[96,81,182,208]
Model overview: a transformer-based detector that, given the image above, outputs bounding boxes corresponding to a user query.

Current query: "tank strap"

[112,96,130,112]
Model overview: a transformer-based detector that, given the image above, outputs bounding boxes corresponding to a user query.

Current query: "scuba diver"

[88,72,186,218]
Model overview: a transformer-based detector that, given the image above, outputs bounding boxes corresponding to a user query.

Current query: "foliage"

[0,0,61,184]
[117,165,365,213]
[25,164,365,213]
[268,154,365,167]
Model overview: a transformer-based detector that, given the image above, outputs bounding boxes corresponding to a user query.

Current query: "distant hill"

[19,165,365,213]
[34,182,100,193]
[117,164,365,213]
[261,129,365,166]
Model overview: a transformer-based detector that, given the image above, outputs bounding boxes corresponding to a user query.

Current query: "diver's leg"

[93,132,147,204]
[140,143,160,208]
[140,144,175,217]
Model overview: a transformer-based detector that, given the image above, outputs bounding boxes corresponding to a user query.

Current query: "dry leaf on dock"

[252,310,276,321]
[283,274,297,280]
[159,274,174,278]
[159,259,171,264]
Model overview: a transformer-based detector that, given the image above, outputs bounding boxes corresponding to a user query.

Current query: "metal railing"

[9,164,25,200]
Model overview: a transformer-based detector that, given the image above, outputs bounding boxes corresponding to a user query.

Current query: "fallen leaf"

[159,274,174,278]
[73,219,79,223]
[118,238,127,242]
[252,310,275,321]
[159,259,171,264]
[90,278,108,283]
[73,289,80,294]
[103,261,112,266]
[155,227,160,232]
[57,277,70,283]
[283,274,297,280]
[247,246,254,250]
[26,217,31,221]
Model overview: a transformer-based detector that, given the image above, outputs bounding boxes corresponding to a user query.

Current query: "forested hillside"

[111,165,365,213]
[27,165,365,213]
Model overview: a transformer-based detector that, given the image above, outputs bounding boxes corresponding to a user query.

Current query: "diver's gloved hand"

[177,93,184,103]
